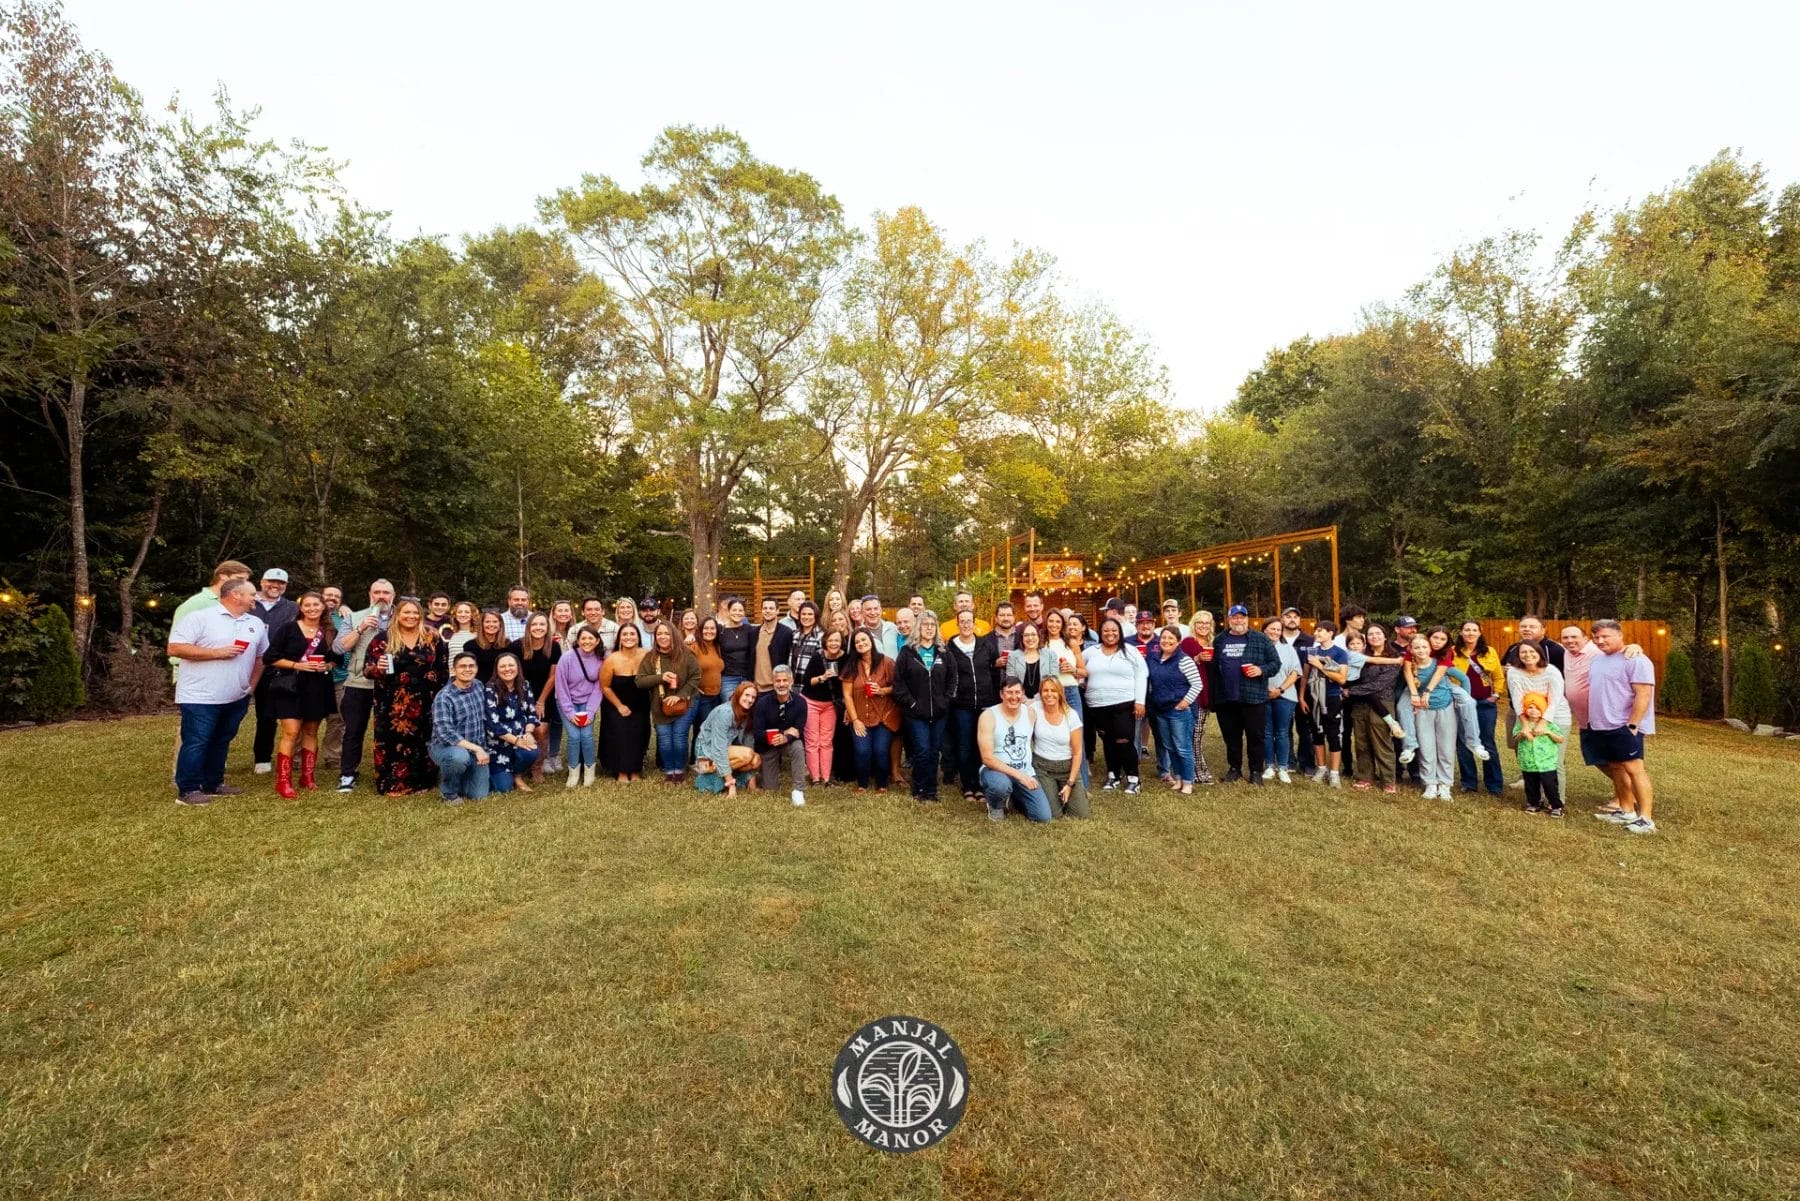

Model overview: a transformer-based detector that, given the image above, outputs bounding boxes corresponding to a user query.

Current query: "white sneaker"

[1261,766,1275,781]
[1384,716,1407,737]
[1277,769,1292,785]
[1472,745,1491,762]
[1328,771,1342,789]
[1623,816,1657,835]
[254,762,272,775]
[1423,784,1443,800]
[1398,748,1415,765]
[791,789,806,807]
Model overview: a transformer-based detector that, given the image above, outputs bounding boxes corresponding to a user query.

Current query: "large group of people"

[164,564,1662,833]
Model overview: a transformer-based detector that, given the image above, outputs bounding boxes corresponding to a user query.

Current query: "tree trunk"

[689,510,724,614]
[1391,530,1408,611]
[312,508,329,586]
[1636,562,1648,618]
[1716,499,1731,720]
[116,490,163,641]
[868,496,880,593]
[832,480,877,600]
[516,468,527,586]
[67,376,92,661]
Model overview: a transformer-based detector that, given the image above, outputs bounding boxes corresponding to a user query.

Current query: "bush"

[23,604,84,721]
[95,633,171,714]
[1661,646,1700,717]
[1731,641,1779,727]
[0,581,47,717]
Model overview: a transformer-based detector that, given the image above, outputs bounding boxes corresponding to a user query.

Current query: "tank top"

[988,703,1035,772]
[1030,700,1079,762]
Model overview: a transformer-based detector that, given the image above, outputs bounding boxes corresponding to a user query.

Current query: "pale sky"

[66,0,1800,409]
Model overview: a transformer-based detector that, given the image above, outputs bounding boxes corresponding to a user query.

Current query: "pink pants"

[804,697,836,783]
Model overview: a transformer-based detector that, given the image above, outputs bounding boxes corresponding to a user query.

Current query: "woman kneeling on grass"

[694,681,761,797]
[484,652,539,793]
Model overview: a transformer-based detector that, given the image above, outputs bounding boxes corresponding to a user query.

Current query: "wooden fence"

[711,557,816,612]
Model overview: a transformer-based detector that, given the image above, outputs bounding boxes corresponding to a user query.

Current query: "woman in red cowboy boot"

[262,590,341,798]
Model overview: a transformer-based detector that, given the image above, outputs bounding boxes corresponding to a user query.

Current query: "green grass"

[2,717,1797,1200]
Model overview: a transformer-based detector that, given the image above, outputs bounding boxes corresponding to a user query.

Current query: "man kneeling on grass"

[429,652,491,805]
[978,679,1054,823]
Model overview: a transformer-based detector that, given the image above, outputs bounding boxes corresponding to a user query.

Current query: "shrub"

[0,581,47,717]
[23,603,84,721]
[1731,641,1779,727]
[95,633,171,714]
[1661,646,1700,717]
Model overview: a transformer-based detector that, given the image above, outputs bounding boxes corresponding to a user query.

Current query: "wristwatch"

[1627,723,1639,734]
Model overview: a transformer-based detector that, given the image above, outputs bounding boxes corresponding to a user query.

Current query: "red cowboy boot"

[299,748,319,790]
[275,753,298,800]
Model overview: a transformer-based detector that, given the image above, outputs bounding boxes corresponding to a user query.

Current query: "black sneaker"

[1548,806,1566,818]
[1101,774,1122,791]
[1123,777,1142,795]
[1221,770,1244,785]
[1524,802,1542,814]
[337,775,355,793]
[176,791,214,806]
[1246,774,1263,786]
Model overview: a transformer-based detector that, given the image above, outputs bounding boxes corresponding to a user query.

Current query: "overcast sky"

[64,0,1800,409]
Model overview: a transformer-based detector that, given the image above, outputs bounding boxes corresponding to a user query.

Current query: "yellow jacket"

[1453,647,1506,701]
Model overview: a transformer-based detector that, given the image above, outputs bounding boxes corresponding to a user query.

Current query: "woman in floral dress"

[364,597,448,795]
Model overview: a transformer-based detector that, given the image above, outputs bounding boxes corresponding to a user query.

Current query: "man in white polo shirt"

[166,579,268,805]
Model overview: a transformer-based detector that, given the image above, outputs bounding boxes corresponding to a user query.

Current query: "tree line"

[3,2,1795,721]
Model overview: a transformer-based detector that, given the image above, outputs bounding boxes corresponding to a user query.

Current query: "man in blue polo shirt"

[166,579,269,805]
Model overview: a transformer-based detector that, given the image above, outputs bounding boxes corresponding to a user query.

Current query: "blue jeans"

[655,709,697,773]
[980,765,1053,822]
[904,716,944,799]
[489,746,539,793]
[428,744,491,800]
[1264,696,1297,770]
[1457,697,1504,793]
[948,708,981,794]
[1152,707,1197,784]
[563,715,597,769]
[1066,686,1090,789]
[688,692,722,761]
[174,696,250,796]
[853,722,894,788]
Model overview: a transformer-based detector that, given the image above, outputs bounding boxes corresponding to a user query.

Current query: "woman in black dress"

[599,621,651,781]
[263,590,342,798]
[509,611,560,783]
[364,598,448,796]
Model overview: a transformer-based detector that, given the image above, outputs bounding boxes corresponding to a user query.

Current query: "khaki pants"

[1034,752,1089,818]
[320,682,347,764]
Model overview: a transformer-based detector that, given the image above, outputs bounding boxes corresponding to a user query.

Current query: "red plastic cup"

[1200,647,1214,661]
[864,682,876,698]
[1240,664,1256,676]
[232,638,250,651]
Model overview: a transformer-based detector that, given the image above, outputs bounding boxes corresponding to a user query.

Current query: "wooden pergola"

[957,525,1341,620]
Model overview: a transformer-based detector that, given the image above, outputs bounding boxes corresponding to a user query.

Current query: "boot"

[299,749,319,790]
[566,763,582,789]
[275,753,298,800]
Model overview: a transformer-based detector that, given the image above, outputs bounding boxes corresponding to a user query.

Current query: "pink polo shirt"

[1562,638,1599,729]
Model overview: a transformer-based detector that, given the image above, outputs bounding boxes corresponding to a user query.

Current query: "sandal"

[1353,780,1372,791]
[1382,784,1397,795]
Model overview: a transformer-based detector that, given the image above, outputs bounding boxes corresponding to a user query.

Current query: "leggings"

[1523,769,1562,809]
[1190,706,1214,783]
[1086,701,1139,780]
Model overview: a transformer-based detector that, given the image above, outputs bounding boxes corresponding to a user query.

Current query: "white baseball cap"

[262,567,289,582]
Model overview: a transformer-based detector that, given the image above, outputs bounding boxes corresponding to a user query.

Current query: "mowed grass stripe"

[1,716,1796,1199]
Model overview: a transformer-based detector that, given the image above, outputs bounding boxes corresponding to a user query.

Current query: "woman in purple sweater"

[555,627,605,787]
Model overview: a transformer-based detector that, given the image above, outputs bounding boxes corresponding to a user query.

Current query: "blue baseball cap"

[1395,614,1419,628]
[1227,604,1250,617]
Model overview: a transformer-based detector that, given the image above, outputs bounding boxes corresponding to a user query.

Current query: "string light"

[146,598,158,609]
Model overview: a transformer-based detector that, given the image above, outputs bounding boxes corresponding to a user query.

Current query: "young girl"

[1405,632,1468,800]
[1403,626,1489,770]
[1510,691,1566,816]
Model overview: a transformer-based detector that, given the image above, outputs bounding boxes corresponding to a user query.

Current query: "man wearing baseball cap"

[250,568,298,774]
[1211,604,1284,784]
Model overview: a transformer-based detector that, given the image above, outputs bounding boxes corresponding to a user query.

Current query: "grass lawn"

[2,715,1797,1200]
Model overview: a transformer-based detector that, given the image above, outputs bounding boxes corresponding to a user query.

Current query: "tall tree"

[544,127,853,610]
[811,207,1055,594]
[0,0,154,655]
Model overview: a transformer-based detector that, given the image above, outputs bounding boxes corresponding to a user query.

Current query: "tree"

[811,208,1056,595]
[23,601,82,718]
[1231,336,1331,432]
[544,127,853,611]
[0,1,154,657]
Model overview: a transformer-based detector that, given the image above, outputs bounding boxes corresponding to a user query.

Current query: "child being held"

[1509,691,1565,816]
